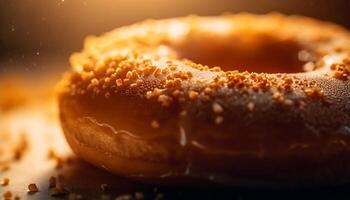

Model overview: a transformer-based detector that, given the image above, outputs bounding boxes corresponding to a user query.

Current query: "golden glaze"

[58,13,350,187]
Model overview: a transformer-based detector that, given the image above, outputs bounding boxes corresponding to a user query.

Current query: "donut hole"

[170,34,313,73]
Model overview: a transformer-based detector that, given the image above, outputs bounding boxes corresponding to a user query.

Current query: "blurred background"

[0,0,350,75]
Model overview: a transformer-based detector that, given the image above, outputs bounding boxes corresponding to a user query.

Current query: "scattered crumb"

[158,94,172,107]
[105,92,111,99]
[271,92,282,101]
[3,191,12,200]
[47,148,58,159]
[91,78,99,86]
[48,175,67,197]
[298,100,306,109]
[303,62,315,71]
[28,183,39,193]
[188,91,199,100]
[283,99,294,106]
[212,102,223,113]
[247,102,255,111]
[215,116,224,125]
[151,120,160,128]
[1,177,10,186]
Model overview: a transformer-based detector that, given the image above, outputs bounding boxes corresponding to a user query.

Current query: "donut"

[57,13,350,187]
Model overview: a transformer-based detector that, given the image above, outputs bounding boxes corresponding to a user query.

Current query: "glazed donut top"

[59,13,350,131]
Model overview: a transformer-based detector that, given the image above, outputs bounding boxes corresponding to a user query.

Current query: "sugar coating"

[58,13,350,125]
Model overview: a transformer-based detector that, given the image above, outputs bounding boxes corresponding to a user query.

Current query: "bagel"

[57,13,350,187]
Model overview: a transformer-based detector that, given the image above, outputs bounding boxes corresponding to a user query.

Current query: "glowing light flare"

[323,53,347,68]
[73,65,84,73]
[156,45,172,57]
[198,19,232,34]
[167,21,190,40]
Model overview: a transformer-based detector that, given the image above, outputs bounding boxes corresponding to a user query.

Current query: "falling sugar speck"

[11,25,15,32]
[36,52,40,56]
